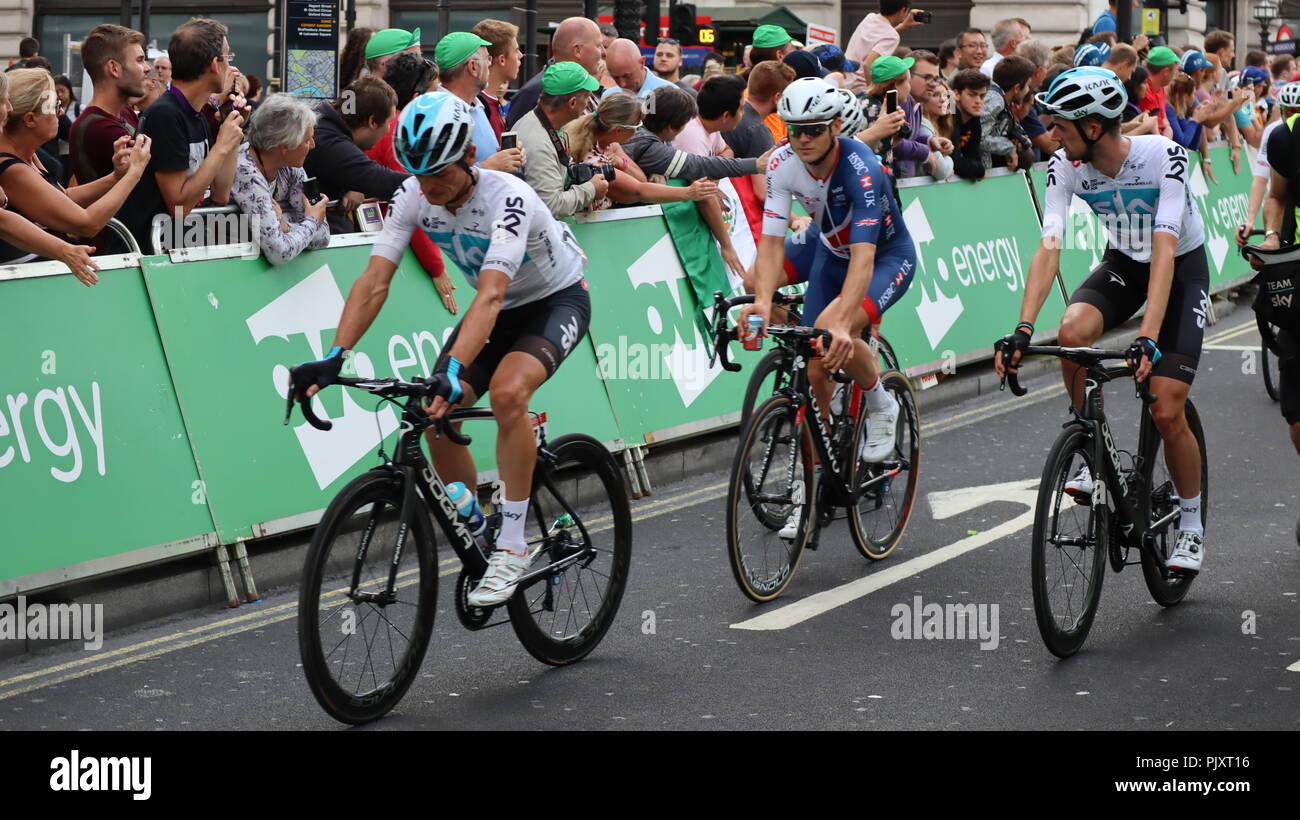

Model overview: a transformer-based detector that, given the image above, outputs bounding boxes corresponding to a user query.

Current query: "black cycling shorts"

[435,281,591,401]
[1278,329,1300,426]
[1070,246,1210,385]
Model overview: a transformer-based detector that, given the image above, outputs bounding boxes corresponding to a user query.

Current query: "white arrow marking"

[730,478,1039,631]
[1288,659,1300,673]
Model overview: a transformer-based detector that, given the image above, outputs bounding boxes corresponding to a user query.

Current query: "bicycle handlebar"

[997,344,1157,405]
[710,289,814,372]
[284,372,472,445]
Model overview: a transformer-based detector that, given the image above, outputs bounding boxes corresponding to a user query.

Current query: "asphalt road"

[2,315,1297,730]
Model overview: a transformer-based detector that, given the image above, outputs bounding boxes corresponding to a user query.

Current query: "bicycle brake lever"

[285,365,334,431]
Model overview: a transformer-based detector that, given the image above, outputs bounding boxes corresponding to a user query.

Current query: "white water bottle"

[446,481,488,547]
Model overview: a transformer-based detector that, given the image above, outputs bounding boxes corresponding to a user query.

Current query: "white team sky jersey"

[1041,135,1205,263]
[372,170,586,309]
[1254,119,1284,180]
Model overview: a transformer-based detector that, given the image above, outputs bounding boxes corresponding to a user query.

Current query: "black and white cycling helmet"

[1278,81,1300,109]
[1035,66,1127,121]
[778,77,842,123]
[831,88,866,136]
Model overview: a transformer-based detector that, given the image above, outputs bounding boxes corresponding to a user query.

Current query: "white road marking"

[1202,344,1260,352]
[1288,659,1300,673]
[731,480,1038,631]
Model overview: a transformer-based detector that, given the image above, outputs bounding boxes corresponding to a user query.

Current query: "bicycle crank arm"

[856,465,903,491]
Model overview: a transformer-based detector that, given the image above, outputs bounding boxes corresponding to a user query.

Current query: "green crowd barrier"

[139,243,622,545]
[0,258,217,595]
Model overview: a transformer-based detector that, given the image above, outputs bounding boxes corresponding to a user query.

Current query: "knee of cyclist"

[1150,402,1186,436]
[1057,321,1094,349]
[489,382,531,418]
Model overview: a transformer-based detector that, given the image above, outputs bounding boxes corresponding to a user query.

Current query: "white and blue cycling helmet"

[1035,66,1128,121]
[394,91,475,176]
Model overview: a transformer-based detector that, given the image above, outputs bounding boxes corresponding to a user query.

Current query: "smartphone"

[1147,108,1160,116]
[913,10,932,23]
[303,176,321,203]
[885,89,898,115]
[500,131,518,150]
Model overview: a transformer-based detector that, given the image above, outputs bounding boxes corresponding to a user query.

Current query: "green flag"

[660,185,730,336]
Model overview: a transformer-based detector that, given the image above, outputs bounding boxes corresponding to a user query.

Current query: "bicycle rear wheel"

[1031,428,1108,658]
[848,371,920,560]
[1138,399,1206,607]
[1263,341,1281,402]
[727,395,814,602]
[508,434,632,665]
[298,469,437,724]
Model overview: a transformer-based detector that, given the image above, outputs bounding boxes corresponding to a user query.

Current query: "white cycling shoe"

[1166,531,1205,575]
[1065,465,1094,503]
[860,395,900,463]
[468,547,536,607]
[779,507,802,540]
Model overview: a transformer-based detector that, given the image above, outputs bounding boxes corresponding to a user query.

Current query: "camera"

[913,10,932,23]
[566,161,616,189]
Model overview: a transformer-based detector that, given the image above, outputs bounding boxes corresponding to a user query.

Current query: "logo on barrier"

[246,266,402,490]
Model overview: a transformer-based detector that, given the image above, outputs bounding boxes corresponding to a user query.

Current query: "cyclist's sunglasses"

[788,121,833,138]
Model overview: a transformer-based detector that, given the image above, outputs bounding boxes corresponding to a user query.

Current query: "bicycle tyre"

[508,433,632,665]
[727,394,814,602]
[298,469,438,724]
[871,332,901,373]
[1031,427,1108,658]
[1263,342,1281,402]
[740,348,791,431]
[848,370,920,560]
[1138,398,1206,607]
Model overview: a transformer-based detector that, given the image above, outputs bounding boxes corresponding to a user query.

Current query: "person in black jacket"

[951,69,987,180]
[303,76,408,234]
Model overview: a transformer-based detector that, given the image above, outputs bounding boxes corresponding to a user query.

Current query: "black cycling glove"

[996,322,1034,370]
[292,345,346,399]
[1125,336,1162,369]
[428,356,465,405]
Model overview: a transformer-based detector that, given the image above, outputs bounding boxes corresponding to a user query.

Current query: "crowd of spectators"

[0,8,1285,277]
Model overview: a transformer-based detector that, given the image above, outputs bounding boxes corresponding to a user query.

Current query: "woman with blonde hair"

[563,91,721,210]
[0,69,150,265]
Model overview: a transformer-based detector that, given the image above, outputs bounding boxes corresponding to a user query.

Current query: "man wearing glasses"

[955,29,989,73]
[900,50,953,178]
[122,17,244,248]
[740,77,917,465]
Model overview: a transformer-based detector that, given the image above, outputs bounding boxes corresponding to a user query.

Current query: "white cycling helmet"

[394,91,476,176]
[831,88,866,136]
[778,77,843,123]
[1278,81,1300,109]
[1035,66,1127,121]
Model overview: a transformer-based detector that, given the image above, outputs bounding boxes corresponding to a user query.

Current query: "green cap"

[542,61,601,95]
[365,28,421,60]
[752,25,792,49]
[1147,46,1179,68]
[435,32,491,70]
[871,55,915,83]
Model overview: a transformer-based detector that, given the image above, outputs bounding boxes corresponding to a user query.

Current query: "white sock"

[1179,494,1203,534]
[862,377,894,413]
[496,497,530,555]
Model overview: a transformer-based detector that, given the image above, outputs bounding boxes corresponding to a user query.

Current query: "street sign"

[280,0,340,99]
[806,24,837,46]
[1142,9,1160,36]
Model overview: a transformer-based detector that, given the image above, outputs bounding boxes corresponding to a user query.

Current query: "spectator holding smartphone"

[230,94,329,266]
[844,1,929,96]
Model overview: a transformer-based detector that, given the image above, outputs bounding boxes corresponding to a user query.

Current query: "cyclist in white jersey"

[293,88,591,605]
[995,67,1211,574]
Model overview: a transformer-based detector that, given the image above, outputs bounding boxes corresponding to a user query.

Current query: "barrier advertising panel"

[0,264,216,587]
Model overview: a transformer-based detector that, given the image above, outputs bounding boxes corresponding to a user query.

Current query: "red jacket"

[365,117,446,278]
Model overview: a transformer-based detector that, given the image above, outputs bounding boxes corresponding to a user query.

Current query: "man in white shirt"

[980,18,1027,78]
[844,0,927,95]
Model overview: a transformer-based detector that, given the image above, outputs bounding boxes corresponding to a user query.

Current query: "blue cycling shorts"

[782,227,916,326]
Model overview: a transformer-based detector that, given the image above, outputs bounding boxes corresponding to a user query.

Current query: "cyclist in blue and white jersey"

[293,88,591,606]
[995,67,1211,574]
[740,77,918,467]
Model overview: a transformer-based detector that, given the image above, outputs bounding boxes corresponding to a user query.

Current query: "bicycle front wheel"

[727,394,814,602]
[298,469,438,724]
[1138,398,1206,607]
[1031,428,1108,658]
[848,371,920,560]
[507,434,632,665]
[741,348,791,430]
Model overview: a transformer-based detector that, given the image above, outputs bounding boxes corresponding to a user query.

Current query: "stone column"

[971,0,1089,49]
[0,0,35,63]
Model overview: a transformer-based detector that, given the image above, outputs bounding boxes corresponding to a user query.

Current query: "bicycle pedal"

[1064,489,1092,507]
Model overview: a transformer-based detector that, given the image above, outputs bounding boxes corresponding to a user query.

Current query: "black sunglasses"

[788,122,831,138]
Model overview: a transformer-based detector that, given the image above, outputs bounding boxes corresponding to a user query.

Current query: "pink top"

[672,117,729,157]
[845,14,900,95]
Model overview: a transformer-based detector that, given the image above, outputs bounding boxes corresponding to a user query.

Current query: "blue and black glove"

[292,345,346,400]
[1125,336,1162,370]
[428,356,465,405]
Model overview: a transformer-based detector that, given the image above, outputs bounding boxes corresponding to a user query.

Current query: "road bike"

[285,373,631,724]
[1241,229,1283,401]
[738,291,900,428]
[997,344,1207,658]
[712,292,920,602]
